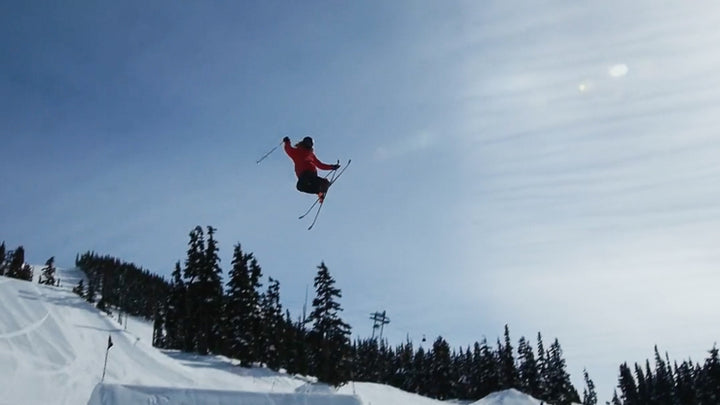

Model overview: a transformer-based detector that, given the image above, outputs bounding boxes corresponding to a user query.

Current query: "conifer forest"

[3,229,719,404]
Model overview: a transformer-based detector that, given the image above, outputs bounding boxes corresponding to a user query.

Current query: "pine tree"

[453,346,473,399]
[475,337,500,398]
[6,246,26,280]
[674,360,697,405]
[202,226,224,354]
[468,341,484,398]
[517,336,540,397]
[183,226,205,284]
[634,363,650,404]
[649,346,674,404]
[86,274,97,303]
[18,263,33,281]
[0,241,6,276]
[617,362,638,405]
[412,346,430,395]
[163,262,187,350]
[394,338,416,393]
[353,338,379,382]
[497,325,519,390]
[259,277,284,370]
[377,339,395,384]
[40,256,56,286]
[72,279,85,298]
[97,262,110,312]
[283,312,310,376]
[224,244,262,365]
[427,336,453,400]
[582,368,597,405]
[181,226,204,352]
[152,304,165,347]
[182,226,223,355]
[536,332,549,400]
[247,256,264,363]
[699,345,720,404]
[544,339,580,405]
[643,359,655,401]
[307,262,352,386]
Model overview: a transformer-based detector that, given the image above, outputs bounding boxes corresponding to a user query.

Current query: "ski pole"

[325,160,340,182]
[256,140,283,164]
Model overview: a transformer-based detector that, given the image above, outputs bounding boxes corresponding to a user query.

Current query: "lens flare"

[609,64,629,77]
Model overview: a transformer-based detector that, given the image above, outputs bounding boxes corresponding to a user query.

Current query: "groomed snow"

[88,384,361,405]
[471,389,545,405]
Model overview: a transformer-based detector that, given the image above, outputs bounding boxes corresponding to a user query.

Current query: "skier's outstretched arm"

[312,154,340,171]
[282,137,293,155]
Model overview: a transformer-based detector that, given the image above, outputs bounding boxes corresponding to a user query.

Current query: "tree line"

[351,325,585,404]
[74,251,169,317]
[610,345,720,404]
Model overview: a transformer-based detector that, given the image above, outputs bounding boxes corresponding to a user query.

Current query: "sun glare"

[609,63,629,77]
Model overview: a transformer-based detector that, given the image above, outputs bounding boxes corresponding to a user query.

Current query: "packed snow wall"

[88,384,363,405]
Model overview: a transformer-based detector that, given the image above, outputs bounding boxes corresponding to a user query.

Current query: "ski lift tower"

[369,310,390,340]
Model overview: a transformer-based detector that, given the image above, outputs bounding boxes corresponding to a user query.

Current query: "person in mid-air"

[283,136,340,202]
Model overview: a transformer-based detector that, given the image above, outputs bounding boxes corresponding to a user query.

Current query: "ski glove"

[282,136,290,143]
[332,164,341,170]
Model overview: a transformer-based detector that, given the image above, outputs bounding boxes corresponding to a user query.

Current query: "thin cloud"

[435,0,720,398]
[374,131,436,160]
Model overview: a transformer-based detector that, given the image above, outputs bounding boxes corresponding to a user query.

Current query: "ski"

[301,159,351,230]
[298,159,351,219]
[298,199,320,220]
[307,201,325,230]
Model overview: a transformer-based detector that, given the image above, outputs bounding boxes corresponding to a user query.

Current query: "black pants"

[296,171,330,194]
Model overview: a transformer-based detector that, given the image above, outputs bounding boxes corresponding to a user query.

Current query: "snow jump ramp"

[88,383,362,405]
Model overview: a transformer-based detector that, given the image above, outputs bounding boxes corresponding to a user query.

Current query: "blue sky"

[3,0,720,399]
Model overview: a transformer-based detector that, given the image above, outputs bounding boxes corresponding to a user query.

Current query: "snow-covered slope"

[88,384,362,405]
[0,272,197,404]
[0,270,552,405]
[339,382,452,405]
[471,389,546,405]
[0,270,335,404]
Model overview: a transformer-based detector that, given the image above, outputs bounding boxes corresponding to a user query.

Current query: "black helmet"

[301,136,314,148]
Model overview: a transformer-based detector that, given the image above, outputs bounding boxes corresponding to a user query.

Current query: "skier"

[283,136,340,202]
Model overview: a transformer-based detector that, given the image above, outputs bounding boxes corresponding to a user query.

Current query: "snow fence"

[88,383,363,405]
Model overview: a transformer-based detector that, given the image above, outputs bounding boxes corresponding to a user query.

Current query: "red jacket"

[284,140,335,177]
